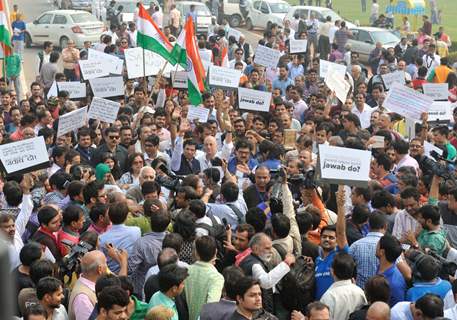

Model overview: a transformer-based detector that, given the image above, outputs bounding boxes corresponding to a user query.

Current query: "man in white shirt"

[36,41,54,80]
[196,133,233,171]
[151,5,163,28]
[392,187,421,241]
[423,43,441,76]
[229,48,247,70]
[288,85,308,121]
[329,20,340,45]
[351,92,373,129]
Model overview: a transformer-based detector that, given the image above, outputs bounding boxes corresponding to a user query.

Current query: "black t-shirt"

[13,267,34,296]
[301,236,319,261]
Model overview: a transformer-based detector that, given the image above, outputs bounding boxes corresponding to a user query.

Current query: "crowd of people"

[2,0,457,320]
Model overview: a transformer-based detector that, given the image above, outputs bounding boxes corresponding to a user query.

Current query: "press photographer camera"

[417,149,454,180]
[151,160,185,192]
[59,239,94,279]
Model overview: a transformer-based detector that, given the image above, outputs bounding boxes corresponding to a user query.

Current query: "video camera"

[59,240,94,279]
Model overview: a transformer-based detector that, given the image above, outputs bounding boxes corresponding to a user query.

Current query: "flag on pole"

[0,0,12,58]
[171,17,206,105]
[136,4,173,62]
[221,47,229,68]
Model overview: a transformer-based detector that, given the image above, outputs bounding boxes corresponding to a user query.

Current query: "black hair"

[62,205,83,227]
[89,203,108,224]
[221,182,239,202]
[141,181,161,196]
[24,304,47,320]
[245,207,266,233]
[271,214,290,238]
[393,139,409,155]
[3,180,22,207]
[379,235,402,263]
[20,242,42,267]
[36,276,62,300]
[400,186,421,201]
[364,275,390,303]
[162,232,183,253]
[195,236,217,262]
[67,180,85,201]
[149,204,170,233]
[108,201,129,224]
[37,206,59,226]
[418,204,441,226]
[158,263,189,293]
[368,212,387,230]
[374,153,393,172]
[417,255,441,281]
[235,277,260,299]
[331,253,356,280]
[189,199,206,219]
[173,211,196,241]
[222,266,245,300]
[351,205,369,225]
[145,134,160,146]
[353,187,371,202]
[49,171,72,191]
[30,260,54,285]
[415,294,444,318]
[95,274,121,296]
[97,286,129,312]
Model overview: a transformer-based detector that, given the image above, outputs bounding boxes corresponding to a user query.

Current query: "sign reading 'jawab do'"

[238,87,272,112]
[317,144,372,187]
[0,136,50,175]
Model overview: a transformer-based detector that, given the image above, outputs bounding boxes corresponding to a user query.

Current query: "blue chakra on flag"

[185,58,193,72]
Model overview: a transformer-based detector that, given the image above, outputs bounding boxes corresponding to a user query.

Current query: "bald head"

[203,135,217,157]
[366,302,390,320]
[80,250,107,276]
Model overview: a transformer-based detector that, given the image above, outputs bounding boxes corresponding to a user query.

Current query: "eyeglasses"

[108,135,120,140]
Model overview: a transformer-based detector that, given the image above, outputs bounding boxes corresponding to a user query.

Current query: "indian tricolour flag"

[136,3,173,62]
[0,0,12,58]
[171,17,206,105]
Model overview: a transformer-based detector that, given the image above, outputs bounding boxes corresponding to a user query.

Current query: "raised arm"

[336,185,348,250]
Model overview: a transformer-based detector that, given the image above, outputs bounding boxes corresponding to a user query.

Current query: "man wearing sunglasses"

[92,127,128,172]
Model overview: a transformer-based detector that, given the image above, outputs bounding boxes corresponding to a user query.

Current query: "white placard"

[209,65,242,88]
[57,81,86,99]
[422,83,449,101]
[383,83,433,121]
[124,47,169,79]
[172,71,187,88]
[428,101,452,122]
[89,49,123,75]
[381,71,405,89]
[289,39,308,53]
[187,106,210,123]
[424,141,443,159]
[238,87,272,112]
[47,81,58,99]
[57,107,87,137]
[372,135,385,148]
[254,45,281,69]
[319,60,347,78]
[318,144,371,187]
[88,97,120,124]
[227,28,242,41]
[89,76,124,98]
[324,66,351,103]
[201,59,213,73]
[0,136,49,174]
[156,89,166,108]
[79,59,110,80]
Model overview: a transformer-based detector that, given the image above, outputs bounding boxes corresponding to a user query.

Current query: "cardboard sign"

[0,136,49,175]
[172,71,187,89]
[254,45,281,69]
[57,81,86,99]
[89,76,124,98]
[284,129,297,149]
[187,106,210,123]
[318,144,371,187]
[57,107,87,137]
[88,49,123,75]
[381,71,405,89]
[319,59,346,78]
[383,83,433,121]
[124,47,169,79]
[325,65,351,103]
[88,97,120,124]
[428,101,453,122]
[79,60,110,80]
[208,65,242,88]
[227,28,242,42]
[372,136,385,149]
[422,83,449,101]
[238,87,272,112]
[289,39,308,53]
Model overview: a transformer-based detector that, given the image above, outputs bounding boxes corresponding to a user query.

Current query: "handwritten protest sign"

[124,47,168,79]
[428,101,453,122]
[227,28,242,41]
[317,144,371,187]
[88,49,123,75]
[79,60,109,80]
[88,97,120,124]
[324,66,351,103]
[381,71,405,89]
[0,136,49,175]
[238,87,272,112]
[289,39,308,53]
[209,65,241,88]
[57,107,87,137]
[89,76,124,98]
[57,81,86,99]
[172,71,187,88]
[319,60,346,78]
[254,45,281,69]
[187,106,210,123]
[383,83,433,121]
[422,83,449,101]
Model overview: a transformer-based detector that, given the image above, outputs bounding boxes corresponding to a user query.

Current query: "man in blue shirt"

[314,185,349,299]
[376,234,407,306]
[272,65,294,97]
[11,13,26,61]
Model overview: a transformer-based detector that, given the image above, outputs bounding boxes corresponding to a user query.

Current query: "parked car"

[347,27,400,63]
[25,10,106,48]
[246,0,290,30]
[223,0,243,27]
[284,6,355,29]
[69,0,92,11]
[175,1,213,35]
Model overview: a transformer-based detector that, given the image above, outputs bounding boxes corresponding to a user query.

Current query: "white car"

[246,0,290,31]
[223,0,243,27]
[175,1,213,35]
[25,10,106,48]
[348,27,400,63]
[283,6,356,29]
[117,0,161,24]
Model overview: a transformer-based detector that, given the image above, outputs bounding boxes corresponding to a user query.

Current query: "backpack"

[226,203,245,225]
[196,214,227,271]
[273,244,315,313]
